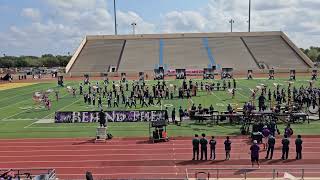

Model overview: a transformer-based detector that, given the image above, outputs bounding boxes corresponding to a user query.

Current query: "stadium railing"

[0,168,56,179]
[185,167,320,180]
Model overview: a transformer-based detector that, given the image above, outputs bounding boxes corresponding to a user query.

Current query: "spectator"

[295,135,303,160]
[209,136,217,160]
[265,134,275,160]
[250,140,260,168]
[284,124,293,138]
[224,136,232,160]
[281,135,290,160]
[192,134,200,160]
[200,133,208,160]
[262,126,270,149]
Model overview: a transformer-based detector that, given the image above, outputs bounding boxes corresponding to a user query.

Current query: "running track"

[1,136,320,179]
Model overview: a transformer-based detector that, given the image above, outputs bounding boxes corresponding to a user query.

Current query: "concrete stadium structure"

[66,31,313,76]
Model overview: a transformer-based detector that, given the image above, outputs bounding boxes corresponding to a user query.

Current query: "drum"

[309,105,319,114]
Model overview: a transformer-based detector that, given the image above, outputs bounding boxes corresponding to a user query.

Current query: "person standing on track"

[295,135,303,160]
[281,135,290,160]
[262,126,271,150]
[192,134,200,160]
[265,134,275,160]
[209,136,217,160]
[200,133,208,161]
[224,136,232,160]
[250,140,260,168]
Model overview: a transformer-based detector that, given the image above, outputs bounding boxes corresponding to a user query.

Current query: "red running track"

[1,136,320,179]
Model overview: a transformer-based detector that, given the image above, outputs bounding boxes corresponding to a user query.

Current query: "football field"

[0,77,320,139]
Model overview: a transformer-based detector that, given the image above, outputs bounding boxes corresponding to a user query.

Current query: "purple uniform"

[250,144,260,162]
[262,128,271,137]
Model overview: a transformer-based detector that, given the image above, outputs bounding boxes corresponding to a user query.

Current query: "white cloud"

[117,11,156,34]
[162,11,207,33]
[21,8,41,21]
[160,0,320,48]
[1,0,320,55]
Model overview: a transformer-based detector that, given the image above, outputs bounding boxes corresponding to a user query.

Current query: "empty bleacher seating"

[207,37,259,71]
[242,36,308,69]
[162,38,210,70]
[118,39,159,72]
[69,39,124,73]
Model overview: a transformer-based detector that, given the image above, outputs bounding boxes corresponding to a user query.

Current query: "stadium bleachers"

[242,36,308,69]
[118,39,159,72]
[207,37,260,71]
[66,32,314,75]
[69,39,124,73]
[162,38,210,70]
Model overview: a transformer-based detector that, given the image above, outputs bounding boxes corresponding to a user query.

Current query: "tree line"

[0,54,71,68]
[300,46,320,62]
[0,46,320,68]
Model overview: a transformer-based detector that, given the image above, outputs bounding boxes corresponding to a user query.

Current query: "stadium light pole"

[229,19,235,32]
[131,22,137,35]
[113,0,117,35]
[248,0,251,32]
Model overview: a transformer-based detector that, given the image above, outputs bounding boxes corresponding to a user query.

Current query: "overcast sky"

[0,0,319,56]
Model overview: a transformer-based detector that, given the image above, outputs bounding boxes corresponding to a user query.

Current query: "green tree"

[307,48,319,61]
[14,59,28,67]
[0,58,14,68]
[317,54,320,62]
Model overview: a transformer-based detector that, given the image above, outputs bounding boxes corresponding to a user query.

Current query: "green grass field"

[0,77,319,139]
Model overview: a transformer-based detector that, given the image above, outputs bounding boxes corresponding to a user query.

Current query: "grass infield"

[0,77,319,139]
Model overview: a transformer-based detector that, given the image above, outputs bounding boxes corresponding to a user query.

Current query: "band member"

[248,71,253,79]
[232,88,235,98]
[233,79,237,89]
[258,93,266,111]
[113,97,118,107]
[45,99,51,110]
[156,96,161,105]
[55,91,59,101]
[107,95,111,107]
[131,96,137,108]
[98,96,102,108]
[125,96,130,108]
[142,96,148,107]
[72,88,76,98]
[312,71,317,80]
[79,83,83,95]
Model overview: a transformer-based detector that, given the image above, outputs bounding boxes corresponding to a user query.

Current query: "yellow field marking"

[0,83,37,91]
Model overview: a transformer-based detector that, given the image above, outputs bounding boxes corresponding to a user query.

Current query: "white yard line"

[0,98,32,110]
[23,121,38,129]
[41,97,82,120]
[0,93,70,121]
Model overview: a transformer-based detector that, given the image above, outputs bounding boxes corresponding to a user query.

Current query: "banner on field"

[167,69,204,76]
[54,110,166,123]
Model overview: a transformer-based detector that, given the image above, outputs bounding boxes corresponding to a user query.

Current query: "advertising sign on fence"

[54,110,165,123]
